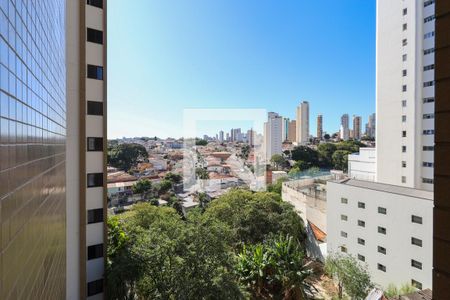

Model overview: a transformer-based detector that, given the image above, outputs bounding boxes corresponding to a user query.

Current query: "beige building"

[288,120,296,142]
[0,0,107,299]
[352,115,362,140]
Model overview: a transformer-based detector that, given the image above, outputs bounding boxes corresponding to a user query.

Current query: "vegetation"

[108,143,148,171]
[240,144,250,160]
[164,172,182,184]
[384,283,417,297]
[131,179,152,196]
[195,138,208,146]
[107,189,308,300]
[270,154,286,170]
[236,235,315,299]
[325,253,373,300]
[267,177,288,195]
[195,167,210,179]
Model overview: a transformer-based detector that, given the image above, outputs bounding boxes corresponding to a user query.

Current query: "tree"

[267,177,288,195]
[156,179,172,195]
[332,150,352,172]
[203,189,305,246]
[195,167,209,179]
[325,253,373,300]
[241,144,250,160]
[236,234,315,299]
[270,154,286,170]
[108,143,148,171]
[132,179,152,198]
[164,172,182,184]
[317,143,337,168]
[293,160,309,171]
[195,139,208,146]
[290,146,319,168]
[324,133,331,141]
[384,283,416,297]
[288,167,301,177]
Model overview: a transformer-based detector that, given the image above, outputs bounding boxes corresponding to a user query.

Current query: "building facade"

[340,114,349,141]
[352,115,362,140]
[317,114,323,140]
[264,112,282,161]
[327,179,433,289]
[288,119,296,142]
[348,148,377,182]
[0,0,107,299]
[376,0,435,191]
[296,101,309,144]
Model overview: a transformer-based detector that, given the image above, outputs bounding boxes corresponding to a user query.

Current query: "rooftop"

[333,179,433,201]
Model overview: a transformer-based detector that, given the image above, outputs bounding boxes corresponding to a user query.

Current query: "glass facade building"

[0,0,67,299]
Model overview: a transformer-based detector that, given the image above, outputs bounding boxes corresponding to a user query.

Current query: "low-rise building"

[327,179,433,290]
[348,147,376,181]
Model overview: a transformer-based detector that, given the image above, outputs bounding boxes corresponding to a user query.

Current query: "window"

[358,220,366,227]
[422,162,434,167]
[402,131,406,137]
[402,69,407,76]
[87,137,103,151]
[378,207,387,215]
[423,146,434,151]
[87,0,103,9]
[424,15,435,23]
[88,244,104,260]
[424,64,435,71]
[358,202,365,209]
[402,39,407,46]
[411,280,422,290]
[87,173,103,187]
[88,208,104,224]
[423,113,434,119]
[402,85,407,92]
[424,31,435,39]
[422,178,433,184]
[341,246,347,253]
[402,23,407,31]
[87,64,104,80]
[402,161,406,168]
[423,81,434,87]
[341,197,348,204]
[358,254,365,262]
[341,215,348,221]
[378,263,386,272]
[412,215,423,224]
[378,246,387,255]
[87,279,104,296]
[87,28,103,44]
[402,100,407,107]
[402,54,407,61]
[378,226,386,235]
[424,48,435,55]
[424,0,434,7]
[402,146,406,153]
[403,8,407,15]
[411,237,423,247]
[87,101,103,115]
[423,129,434,135]
[357,238,365,245]
[411,260,422,270]
[341,231,348,238]
[402,176,406,183]
[402,115,406,122]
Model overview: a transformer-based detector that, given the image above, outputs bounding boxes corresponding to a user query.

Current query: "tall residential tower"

[296,101,309,144]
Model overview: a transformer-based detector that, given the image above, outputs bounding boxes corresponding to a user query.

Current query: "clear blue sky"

[107,0,376,139]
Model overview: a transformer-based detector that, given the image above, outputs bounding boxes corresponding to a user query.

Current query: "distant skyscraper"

[219,130,224,142]
[281,117,290,142]
[296,101,310,144]
[353,115,362,140]
[264,112,283,160]
[317,114,323,140]
[340,114,350,141]
[288,120,296,142]
[368,113,376,138]
[226,132,230,141]
[247,129,254,146]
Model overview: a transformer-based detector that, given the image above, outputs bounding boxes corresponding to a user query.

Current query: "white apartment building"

[296,101,309,144]
[281,117,290,142]
[340,114,350,141]
[264,112,283,161]
[376,0,435,191]
[327,179,433,290]
[348,148,377,182]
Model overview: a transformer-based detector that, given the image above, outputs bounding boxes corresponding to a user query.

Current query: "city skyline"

[107,0,376,139]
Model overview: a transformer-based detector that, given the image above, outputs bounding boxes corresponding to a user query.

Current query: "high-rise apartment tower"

[296,101,309,144]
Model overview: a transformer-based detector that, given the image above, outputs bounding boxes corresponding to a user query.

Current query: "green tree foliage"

[195,167,210,179]
[131,178,152,195]
[195,139,208,146]
[108,143,148,171]
[290,146,319,168]
[325,253,373,300]
[270,154,286,170]
[236,235,315,299]
[332,150,352,172]
[240,144,250,160]
[384,283,416,297]
[317,143,337,167]
[267,177,288,195]
[324,133,331,141]
[203,189,305,246]
[336,140,365,153]
[156,179,172,195]
[164,172,182,184]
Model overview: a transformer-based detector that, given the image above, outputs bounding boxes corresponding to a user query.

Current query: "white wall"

[327,180,433,289]
[348,148,376,181]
